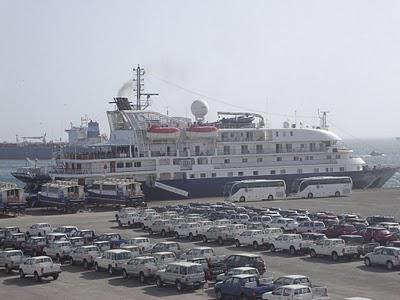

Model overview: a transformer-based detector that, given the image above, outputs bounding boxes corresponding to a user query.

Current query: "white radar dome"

[191,99,209,122]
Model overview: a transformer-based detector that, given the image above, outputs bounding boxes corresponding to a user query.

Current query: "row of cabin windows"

[116,162,142,168]
[188,166,345,179]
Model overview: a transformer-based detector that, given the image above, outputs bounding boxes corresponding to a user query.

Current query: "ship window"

[297,169,303,174]
[340,167,345,172]
[257,158,263,163]
[242,158,248,163]
[116,162,124,168]
[125,162,133,168]
[211,173,217,178]
[277,157,282,161]
[270,170,276,175]
[134,162,142,167]
[228,172,233,177]
[253,171,259,175]
[238,172,244,176]
[224,159,230,164]
[314,168,319,173]
[190,174,195,179]
[200,173,206,178]
[280,169,286,174]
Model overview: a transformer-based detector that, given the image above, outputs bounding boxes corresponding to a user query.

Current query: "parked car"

[155,261,206,291]
[0,249,25,273]
[19,256,61,282]
[70,245,100,269]
[225,253,266,275]
[364,246,400,270]
[94,249,133,275]
[215,274,275,300]
[121,256,159,283]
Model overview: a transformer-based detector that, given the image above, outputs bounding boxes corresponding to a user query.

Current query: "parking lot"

[1,188,400,300]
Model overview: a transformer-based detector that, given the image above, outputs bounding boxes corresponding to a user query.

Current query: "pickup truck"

[309,239,359,261]
[0,249,25,273]
[21,236,47,256]
[262,284,330,300]
[19,256,61,282]
[215,274,275,300]
[269,234,312,255]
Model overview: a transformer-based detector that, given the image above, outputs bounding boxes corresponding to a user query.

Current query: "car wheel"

[19,269,25,279]
[307,193,313,199]
[189,233,194,241]
[53,274,59,280]
[139,272,146,283]
[268,195,274,201]
[34,271,41,282]
[289,246,296,256]
[335,191,340,197]
[331,251,339,262]
[176,280,183,292]
[156,276,163,287]
[239,196,245,202]
[270,244,276,252]
[253,241,259,250]
[95,263,100,272]
[386,261,394,270]
[364,257,371,266]
[108,265,113,275]
[122,269,128,279]
[235,240,241,248]
[218,237,224,246]
[216,289,224,300]
[310,249,317,258]
[202,236,208,243]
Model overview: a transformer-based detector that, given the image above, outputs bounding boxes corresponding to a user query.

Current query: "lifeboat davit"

[147,125,180,140]
[186,125,218,139]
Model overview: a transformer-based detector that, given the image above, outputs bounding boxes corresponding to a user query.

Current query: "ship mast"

[133,65,158,110]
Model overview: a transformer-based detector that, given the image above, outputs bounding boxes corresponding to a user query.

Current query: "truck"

[309,238,359,261]
[215,274,275,300]
[262,284,330,300]
[19,256,61,282]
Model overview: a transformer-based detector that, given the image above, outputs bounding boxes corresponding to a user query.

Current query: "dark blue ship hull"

[142,167,398,201]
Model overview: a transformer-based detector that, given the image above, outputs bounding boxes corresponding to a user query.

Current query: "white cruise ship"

[49,66,397,200]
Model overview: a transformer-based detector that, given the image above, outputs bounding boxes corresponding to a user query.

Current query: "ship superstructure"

[49,66,398,200]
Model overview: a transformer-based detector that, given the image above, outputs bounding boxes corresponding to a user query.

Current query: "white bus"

[294,176,352,199]
[224,179,286,202]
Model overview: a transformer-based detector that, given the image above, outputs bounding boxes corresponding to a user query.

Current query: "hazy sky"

[1,0,400,142]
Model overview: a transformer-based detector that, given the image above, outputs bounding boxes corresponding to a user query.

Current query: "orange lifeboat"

[186,125,218,139]
[147,125,180,140]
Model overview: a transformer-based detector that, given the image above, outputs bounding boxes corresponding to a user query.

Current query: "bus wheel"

[307,193,313,199]
[267,195,274,201]
[335,191,340,197]
[239,196,245,202]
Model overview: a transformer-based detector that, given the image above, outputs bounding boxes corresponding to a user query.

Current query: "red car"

[361,227,397,245]
[323,224,357,238]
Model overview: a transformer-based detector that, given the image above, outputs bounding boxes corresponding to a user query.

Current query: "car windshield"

[116,252,132,260]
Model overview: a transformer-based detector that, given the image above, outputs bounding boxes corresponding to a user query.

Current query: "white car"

[19,256,61,282]
[43,241,72,262]
[26,223,52,237]
[174,222,201,240]
[70,245,100,269]
[118,212,140,227]
[309,239,359,261]
[270,234,312,255]
[122,237,152,252]
[121,256,159,283]
[269,218,298,231]
[0,249,25,273]
[262,284,330,300]
[94,249,133,275]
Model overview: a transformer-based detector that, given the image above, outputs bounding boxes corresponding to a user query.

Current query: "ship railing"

[213,159,338,169]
